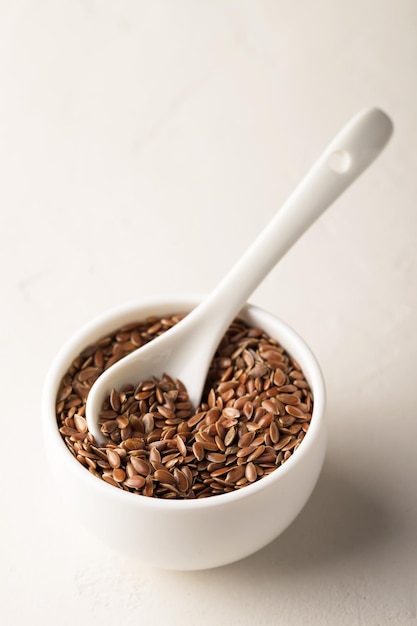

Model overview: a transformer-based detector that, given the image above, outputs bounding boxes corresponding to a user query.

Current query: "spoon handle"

[190,107,393,334]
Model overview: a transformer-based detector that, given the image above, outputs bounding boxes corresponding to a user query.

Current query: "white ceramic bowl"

[42,295,326,570]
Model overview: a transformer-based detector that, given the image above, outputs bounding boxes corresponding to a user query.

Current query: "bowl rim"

[42,293,326,511]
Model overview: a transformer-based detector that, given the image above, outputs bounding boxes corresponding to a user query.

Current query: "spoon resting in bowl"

[86,107,393,444]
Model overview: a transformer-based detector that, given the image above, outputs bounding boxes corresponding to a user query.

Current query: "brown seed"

[210,466,231,478]
[164,455,181,470]
[197,438,218,452]
[289,369,304,379]
[77,366,100,382]
[59,426,80,437]
[226,465,246,483]
[123,438,144,451]
[233,395,248,410]
[261,399,279,414]
[147,321,162,335]
[259,344,283,357]
[182,465,194,485]
[143,475,154,497]
[157,405,174,419]
[252,434,266,447]
[257,453,277,463]
[142,413,155,435]
[192,441,205,461]
[278,384,298,393]
[269,421,280,444]
[124,475,146,490]
[206,452,226,463]
[57,385,72,402]
[274,435,294,450]
[116,415,130,429]
[220,388,235,403]
[107,449,121,469]
[76,449,98,460]
[277,393,300,405]
[175,435,187,456]
[113,468,126,482]
[174,468,190,492]
[243,401,254,419]
[102,474,121,488]
[154,469,176,485]
[130,457,151,476]
[130,329,143,347]
[214,434,225,452]
[245,422,261,432]
[238,431,255,448]
[249,363,268,378]
[125,462,136,478]
[215,421,225,439]
[205,407,220,424]
[282,438,298,452]
[85,457,96,470]
[247,445,266,462]
[149,446,162,464]
[285,405,306,418]
[217,380,236,393]
[219,417,238,429]
[257,412,274,428]
[73,414,87,434]
[224,426,236,446]
[236,445,256,458]
[187,412,205,427]
[120,424,132,440]
[207,388,216,408]
[278,415,296,427]
[110,388,121,412]
[99,407,119,419]
[245,462,257,482]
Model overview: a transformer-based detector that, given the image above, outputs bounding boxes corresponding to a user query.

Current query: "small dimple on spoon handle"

[86,107,393,444]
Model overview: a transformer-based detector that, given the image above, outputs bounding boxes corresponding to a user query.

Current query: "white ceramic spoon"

[87,107,392,444]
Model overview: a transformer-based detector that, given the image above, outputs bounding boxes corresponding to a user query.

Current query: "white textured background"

[1,1,416,624]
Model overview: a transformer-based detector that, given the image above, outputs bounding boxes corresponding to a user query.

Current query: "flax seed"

[56,313,313,499]
[245,462,257,483]
[154,469,176,485]
[125,475,146,490]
